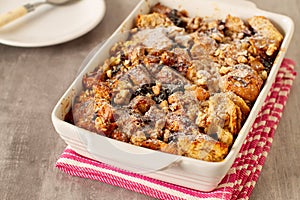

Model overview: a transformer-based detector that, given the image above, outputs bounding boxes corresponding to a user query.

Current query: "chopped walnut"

[136,13,173,28]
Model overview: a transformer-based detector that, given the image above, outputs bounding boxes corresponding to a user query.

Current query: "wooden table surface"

[1,0,299,199]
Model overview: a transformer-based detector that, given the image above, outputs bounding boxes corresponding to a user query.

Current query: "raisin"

[64,108,74,124]
[167,9,187,28]
[172,62,188,74]
[133,83,155,97]
[153,90,167,103]
[131,83,185,104]
[260,57,274,72]
[167,132,180,143]
[120,52,127,61]
[111,64,122,76]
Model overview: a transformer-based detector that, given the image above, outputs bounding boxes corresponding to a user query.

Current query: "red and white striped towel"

[56,59,297,200]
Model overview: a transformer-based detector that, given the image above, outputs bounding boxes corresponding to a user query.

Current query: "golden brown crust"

[220,64,264,102]
[248,16,283,44]
[247,16,283,56]
[184,138,229,162]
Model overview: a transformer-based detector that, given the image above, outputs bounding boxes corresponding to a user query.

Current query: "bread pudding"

[68,3,283,162]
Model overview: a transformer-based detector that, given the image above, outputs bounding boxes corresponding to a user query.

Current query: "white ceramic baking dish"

[52,0,294,191]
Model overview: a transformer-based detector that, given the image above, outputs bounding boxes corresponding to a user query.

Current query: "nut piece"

[129,96,156,115]
[136,13,173,28]
[111,131,129,142]
[152,83,161,95]
[225,15,249,34]
[194,87,210,101]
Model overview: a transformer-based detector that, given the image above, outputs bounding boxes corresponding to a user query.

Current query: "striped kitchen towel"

[56,58,297,200]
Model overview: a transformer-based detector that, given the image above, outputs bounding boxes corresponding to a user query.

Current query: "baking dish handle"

[77,129,181,173]
[221,0,257,8]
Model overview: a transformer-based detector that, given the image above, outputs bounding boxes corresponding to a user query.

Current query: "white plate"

[0,0,106,47]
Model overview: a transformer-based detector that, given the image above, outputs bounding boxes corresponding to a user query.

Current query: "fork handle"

[0,4,35,28]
